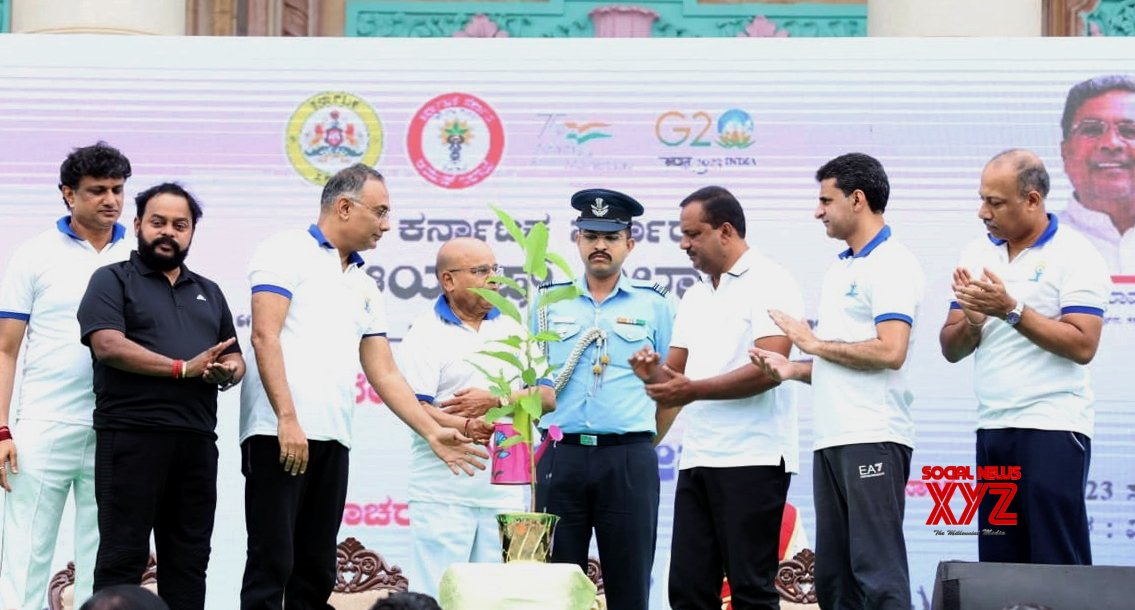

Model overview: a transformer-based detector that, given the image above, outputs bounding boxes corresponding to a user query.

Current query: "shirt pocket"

[608,324,650,368]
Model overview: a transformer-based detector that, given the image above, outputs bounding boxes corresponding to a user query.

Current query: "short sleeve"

[77,265,126,346]
[751,268,805,340]
[362,282,388,337]
[1059,240,1110,316]
[870,250,925,326]
[395,319,441,403]
[0,245,36,321]
[248,233,302,299]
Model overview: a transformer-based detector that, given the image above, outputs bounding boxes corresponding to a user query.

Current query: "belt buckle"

[580,434,598,446]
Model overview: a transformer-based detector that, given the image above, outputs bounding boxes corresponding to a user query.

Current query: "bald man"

[395,238,555,596]
[940,149,1109,565]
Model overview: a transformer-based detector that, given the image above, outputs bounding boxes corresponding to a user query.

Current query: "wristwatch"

[1005,300,1025,326]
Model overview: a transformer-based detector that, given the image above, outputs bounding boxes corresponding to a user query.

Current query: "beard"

[137,235,189,271]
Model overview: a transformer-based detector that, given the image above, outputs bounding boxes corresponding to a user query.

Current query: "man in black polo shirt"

[77,182,243,610]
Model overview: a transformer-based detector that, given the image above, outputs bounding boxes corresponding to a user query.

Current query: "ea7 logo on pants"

[858,462,884,478]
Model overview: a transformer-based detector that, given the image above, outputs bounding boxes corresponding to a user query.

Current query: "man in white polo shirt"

[397,237,555,596]
[238,164,488,610]
[0,142,133,610]
[751,153,924,610]
[940,149,1109,565]
[632,186,803,610]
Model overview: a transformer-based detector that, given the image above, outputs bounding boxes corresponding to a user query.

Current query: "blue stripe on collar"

[57,216,127,243]
[986,214,1058,248]
[838,225,891,260]
[308,224,333,248]
[308,224,365,267]
[434,295,501,325]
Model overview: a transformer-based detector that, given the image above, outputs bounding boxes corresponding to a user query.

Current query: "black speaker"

[932,561,1135,610]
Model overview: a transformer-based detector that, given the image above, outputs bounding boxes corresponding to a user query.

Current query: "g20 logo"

[655,109,755,149]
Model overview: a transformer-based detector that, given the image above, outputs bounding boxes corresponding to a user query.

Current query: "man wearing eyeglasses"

[397,237,556,596]
[533,189,674,610]
[238,164,489,610]
[1056,75,1135,275]
[940,149,1109,565]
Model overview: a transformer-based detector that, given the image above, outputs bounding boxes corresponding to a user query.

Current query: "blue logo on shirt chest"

[1030,264,1045,282]
[845,281,859,297]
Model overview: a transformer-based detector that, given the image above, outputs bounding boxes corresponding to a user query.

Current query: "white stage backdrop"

[0,35,1133,610]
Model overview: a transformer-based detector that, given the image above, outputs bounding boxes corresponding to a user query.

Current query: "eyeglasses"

[348,198,390,220]
[1070,119,1135,141]
[447,264,501,276]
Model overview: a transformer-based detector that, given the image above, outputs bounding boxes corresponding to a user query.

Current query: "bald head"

[436,238,494,277]
[986,149,1050,201]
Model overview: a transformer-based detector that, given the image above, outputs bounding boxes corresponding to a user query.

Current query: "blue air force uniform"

[534,189,675,610]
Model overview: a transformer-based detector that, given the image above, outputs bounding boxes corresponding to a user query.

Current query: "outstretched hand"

[429,428,489,476]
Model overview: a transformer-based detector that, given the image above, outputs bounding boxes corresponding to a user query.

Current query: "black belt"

[552,431,653,447]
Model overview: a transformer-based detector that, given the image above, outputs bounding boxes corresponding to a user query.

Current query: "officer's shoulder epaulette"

[630,279,669,298]
[538,280,572,291]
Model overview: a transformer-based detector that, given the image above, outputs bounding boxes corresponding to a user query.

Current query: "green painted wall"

[346,0,866,37]
[1084,0,1135,36]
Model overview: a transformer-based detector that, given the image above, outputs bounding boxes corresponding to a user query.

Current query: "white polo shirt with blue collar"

[396,296,525,509]
[0,217,129,425]
[952,214,1109,437]
[671,248,805,472]
[239,225,387,450]
[812,225,925,452]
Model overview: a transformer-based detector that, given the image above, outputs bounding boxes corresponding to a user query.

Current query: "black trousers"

[93,429,218,610]
[669,464,791,610]
[240,436,350,610]
[535,440,659,610]
[813,442,912,610]
[976,428,1092,565]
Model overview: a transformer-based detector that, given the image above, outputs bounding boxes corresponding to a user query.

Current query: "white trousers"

[408,501,507,598]
[0,420,98,610]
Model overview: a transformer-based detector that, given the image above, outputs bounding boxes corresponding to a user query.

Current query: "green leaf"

[524,222,549,281]
[467,362,511,392]
[484,405,515,425]
[533,330,560,342]
[536,285,582,310]
[481,350,524,372]
[490,274,525,294]
[545,252,575,280]
[519,392,544,421]
[498,435,525,449]
[490,336,523,349]
[522,368,537,387]
[490,205,526,247]
[468,287,521,324]
[512,411,533,443]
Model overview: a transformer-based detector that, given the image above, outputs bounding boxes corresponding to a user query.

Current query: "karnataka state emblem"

[286,92,383,185]
[406,92,505,189]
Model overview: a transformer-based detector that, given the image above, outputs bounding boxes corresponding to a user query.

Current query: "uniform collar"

[308,224,365,268]
[839,225,891,260]
[434,295,501,326]
[56,216,126,244]
[985,213,1058,248]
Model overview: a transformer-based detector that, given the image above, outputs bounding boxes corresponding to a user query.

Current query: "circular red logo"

[406,92,505,189]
